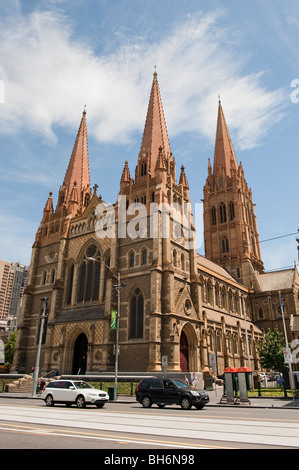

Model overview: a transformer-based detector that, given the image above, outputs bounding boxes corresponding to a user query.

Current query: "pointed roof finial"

[83,104,87,115]
[121,160,131,183]
[153,65,157,78]
[218,94,221,103]
[179,165,189,188]
[44,191,54,213]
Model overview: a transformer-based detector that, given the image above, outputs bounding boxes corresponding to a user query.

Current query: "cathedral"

[13,72,299,376]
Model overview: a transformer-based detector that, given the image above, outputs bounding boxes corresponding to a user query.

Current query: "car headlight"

[191,391,200,396]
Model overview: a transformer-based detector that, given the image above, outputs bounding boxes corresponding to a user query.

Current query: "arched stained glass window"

[129,288,144,339]
[211,206,217,225]
[221,236,229,253]
[66,264,74,305]
[141,248,147,265]
[219,202,227,223]
[78,253,101,303]
[229,201,235,221]
[129,251,135,268]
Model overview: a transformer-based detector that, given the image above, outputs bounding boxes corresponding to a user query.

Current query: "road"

[0,398,299,450]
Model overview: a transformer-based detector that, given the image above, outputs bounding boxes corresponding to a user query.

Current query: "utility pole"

[242,296,251,371]
[278,290,295,406]
[114,272,121,401]
[242,296,253,390]
[32,297,48,396]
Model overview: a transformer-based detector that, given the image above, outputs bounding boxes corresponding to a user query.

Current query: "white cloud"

[0,212,34,265]
[0,7,286,150]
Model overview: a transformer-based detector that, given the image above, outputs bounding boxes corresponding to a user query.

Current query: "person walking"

[191,372,198,389]
[39,377,45,393]
[183,375,190,386]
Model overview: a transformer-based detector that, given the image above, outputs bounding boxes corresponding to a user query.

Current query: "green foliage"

[4,329,17,366]
[257,328,287,373]
[93,382,139,395]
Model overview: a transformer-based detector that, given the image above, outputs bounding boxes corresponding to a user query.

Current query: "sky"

[0,0,298,272]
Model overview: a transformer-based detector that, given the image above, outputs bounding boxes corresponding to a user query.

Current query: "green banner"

[111,310,118,330]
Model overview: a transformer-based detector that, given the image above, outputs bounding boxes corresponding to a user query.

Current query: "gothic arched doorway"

[72,333,88,374]
[180,330,189,372]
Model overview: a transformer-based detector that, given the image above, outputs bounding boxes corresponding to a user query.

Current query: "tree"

[5,329,17,366]
[257,328,287,373]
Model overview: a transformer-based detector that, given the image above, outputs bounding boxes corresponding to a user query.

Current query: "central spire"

[213,99,238,177]
[63,108,91,198]
[140,70,171,174]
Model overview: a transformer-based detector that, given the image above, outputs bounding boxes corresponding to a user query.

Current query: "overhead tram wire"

[196,230,299,259]
[103,230,299,300]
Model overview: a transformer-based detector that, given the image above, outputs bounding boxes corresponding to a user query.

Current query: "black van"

[135,377,209,410]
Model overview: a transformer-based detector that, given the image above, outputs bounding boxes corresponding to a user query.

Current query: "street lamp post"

[278,290,295,405]
[242,296,251,371]
[32,297,48,396]
[114,272,121,401]
[86,257,125,401]
[242,295,253,391]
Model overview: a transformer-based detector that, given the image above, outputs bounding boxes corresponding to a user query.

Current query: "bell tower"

[203,99,264,287]
[116,71,199,372]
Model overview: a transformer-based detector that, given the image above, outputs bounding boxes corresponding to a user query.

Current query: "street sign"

[209,353,217,372]
[111,310,118,330]
[162,355,168,377]
[0,339,4,364]
[283,347,293,364]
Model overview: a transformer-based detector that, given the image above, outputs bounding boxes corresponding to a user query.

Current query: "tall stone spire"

[140,70,171,174]
[62,108,91,208]
[203,97,264,287]
[213,99,238,177]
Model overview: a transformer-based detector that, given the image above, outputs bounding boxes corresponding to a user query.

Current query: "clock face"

[86,245,97,258]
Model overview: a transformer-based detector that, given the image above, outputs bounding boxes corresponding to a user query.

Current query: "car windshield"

[172,379,189,389]
[73,381,93,389]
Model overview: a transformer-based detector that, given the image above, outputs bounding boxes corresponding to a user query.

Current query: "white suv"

[41,380,109,408]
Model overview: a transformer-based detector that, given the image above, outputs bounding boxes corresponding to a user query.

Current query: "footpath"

[1,387,299,409]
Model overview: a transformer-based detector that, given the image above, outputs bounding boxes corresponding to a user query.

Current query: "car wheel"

[65,403,72,407]
[180,397,192,410]
[141,396,152,408]
[157,404,166,408]
[45,394,54,407]
[96,403,104,408]
[76,395,86,408]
